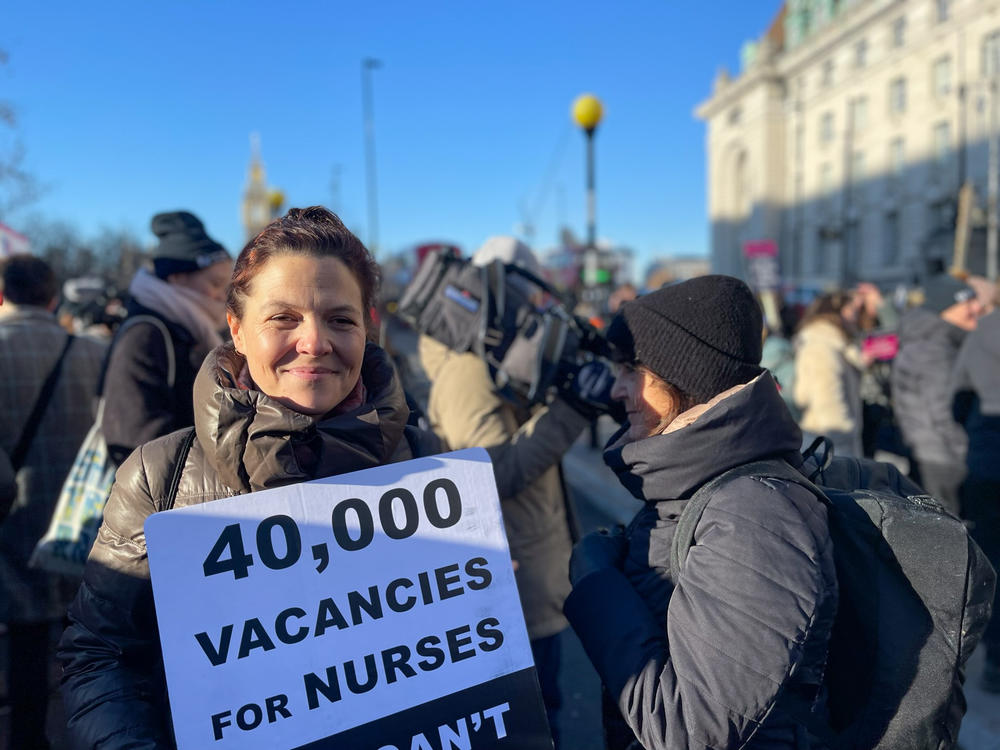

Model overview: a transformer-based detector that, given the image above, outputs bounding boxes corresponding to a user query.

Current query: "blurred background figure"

[966,275,999,317]
[101,211,231,465]
[760,302,801,420]
[892,274,982,515]
[951,304,1000,693]
[56,277,126,340]
[792,289,868,458]
[0,254,106,749]
[417,236,593,748]
[606,282,637,316]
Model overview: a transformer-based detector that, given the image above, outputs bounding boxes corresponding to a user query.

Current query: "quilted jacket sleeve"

[58,443,174,749]
[565,476,836,750]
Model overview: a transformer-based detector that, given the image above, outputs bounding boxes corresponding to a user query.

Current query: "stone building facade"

[697,0,1000,291]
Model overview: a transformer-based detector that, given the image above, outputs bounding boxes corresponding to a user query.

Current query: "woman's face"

[610,364,680,442]
[227,254,367,417]
[169,260,232,303]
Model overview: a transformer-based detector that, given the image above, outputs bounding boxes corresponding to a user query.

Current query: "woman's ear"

[227,312,243,354]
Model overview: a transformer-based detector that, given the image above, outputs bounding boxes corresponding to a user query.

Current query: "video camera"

[397,248,616,413]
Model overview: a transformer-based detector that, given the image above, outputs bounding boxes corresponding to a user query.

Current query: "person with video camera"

[417,236,614,747]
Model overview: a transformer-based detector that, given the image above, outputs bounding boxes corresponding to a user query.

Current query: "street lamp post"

[988,78,999,281]
[361,58,381,256]
[572,93,604,287]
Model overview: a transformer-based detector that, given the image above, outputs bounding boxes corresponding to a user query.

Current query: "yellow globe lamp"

[572,93,604,134]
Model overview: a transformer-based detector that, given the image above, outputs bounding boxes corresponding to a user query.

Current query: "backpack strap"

[12,333,75,471]
[122,315,177,389]
[669,458,828,580]
[97,314,177,397]
[163,428,197,512]
[669,459,840,745]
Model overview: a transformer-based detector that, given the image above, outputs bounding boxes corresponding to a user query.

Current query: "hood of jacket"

[604,371,803,502]
[193,342,410,493]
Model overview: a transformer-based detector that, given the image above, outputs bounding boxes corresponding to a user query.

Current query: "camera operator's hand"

[570,526,627,586]
[563,360,624,421]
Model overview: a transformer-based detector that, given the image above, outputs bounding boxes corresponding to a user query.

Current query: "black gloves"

[562,360,625,422]
[569,526,627,586]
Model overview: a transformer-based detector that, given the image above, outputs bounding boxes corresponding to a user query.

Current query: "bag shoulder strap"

[12,333,75,470]
[669,458,826,579]
[163,428,197,512]
[118,314,177,389]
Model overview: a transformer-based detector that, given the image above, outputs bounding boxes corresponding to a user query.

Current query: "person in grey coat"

[0,254,106,748]
[891,274,982,515]
[564,275,838,750]
[951,306,1000,692]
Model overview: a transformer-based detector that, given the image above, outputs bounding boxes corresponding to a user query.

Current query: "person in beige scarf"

[101,211,231,464]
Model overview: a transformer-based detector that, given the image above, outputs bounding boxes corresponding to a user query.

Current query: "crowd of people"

[0,205,997,749]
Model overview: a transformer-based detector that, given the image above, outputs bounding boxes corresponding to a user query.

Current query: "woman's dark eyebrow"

[259,301,361,315]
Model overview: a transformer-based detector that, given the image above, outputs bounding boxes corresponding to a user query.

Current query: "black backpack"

[671,446,996,750]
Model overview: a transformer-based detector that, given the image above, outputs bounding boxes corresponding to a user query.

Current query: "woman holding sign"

[58,207,438,748]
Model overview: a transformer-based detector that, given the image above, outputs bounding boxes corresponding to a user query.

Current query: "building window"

[933,121,951,167]
[729,107,742,126]
[889,137,905,182]
[851,151,866,184]
[884,211,901,265]
[733,151,750,217]
[822,59,834,87]
[855,39,868,68]
[984,31,1000,78]
[889,77,907,115]
[933,57,952,98]
[820,111,835,144]
[846,219,862,271]
[892,17,906,48]
[936,0,951,24]
[817,228,838,274]
[849,96,868,132]
[820,163,834,209]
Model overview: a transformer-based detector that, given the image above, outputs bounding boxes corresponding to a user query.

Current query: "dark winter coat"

[565,373,838,750]
[58,342,434,749]
[891,308,969,469]
[952,310,1000,481]
[0,308,106,621]
[101,301,203,465]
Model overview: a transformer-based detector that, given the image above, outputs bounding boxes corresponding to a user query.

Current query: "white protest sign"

[145,448,552,750]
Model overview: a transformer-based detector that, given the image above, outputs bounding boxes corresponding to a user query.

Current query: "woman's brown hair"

[797,289,853,337]
[226,206,380,334]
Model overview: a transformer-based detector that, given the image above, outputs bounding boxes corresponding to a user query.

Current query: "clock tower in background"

[241,133,284,241]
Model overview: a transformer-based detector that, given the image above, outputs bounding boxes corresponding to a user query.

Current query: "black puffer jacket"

[58,343,433,749]
[891,307,969,468]
[565,373,838,750]
[101,301,202,465]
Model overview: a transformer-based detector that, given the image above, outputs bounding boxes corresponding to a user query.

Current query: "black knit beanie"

[150,211,230,280]
[920,274,976,315]
[605,275,764,404]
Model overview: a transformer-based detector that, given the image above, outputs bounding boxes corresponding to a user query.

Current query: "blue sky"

[2,1,780,275]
